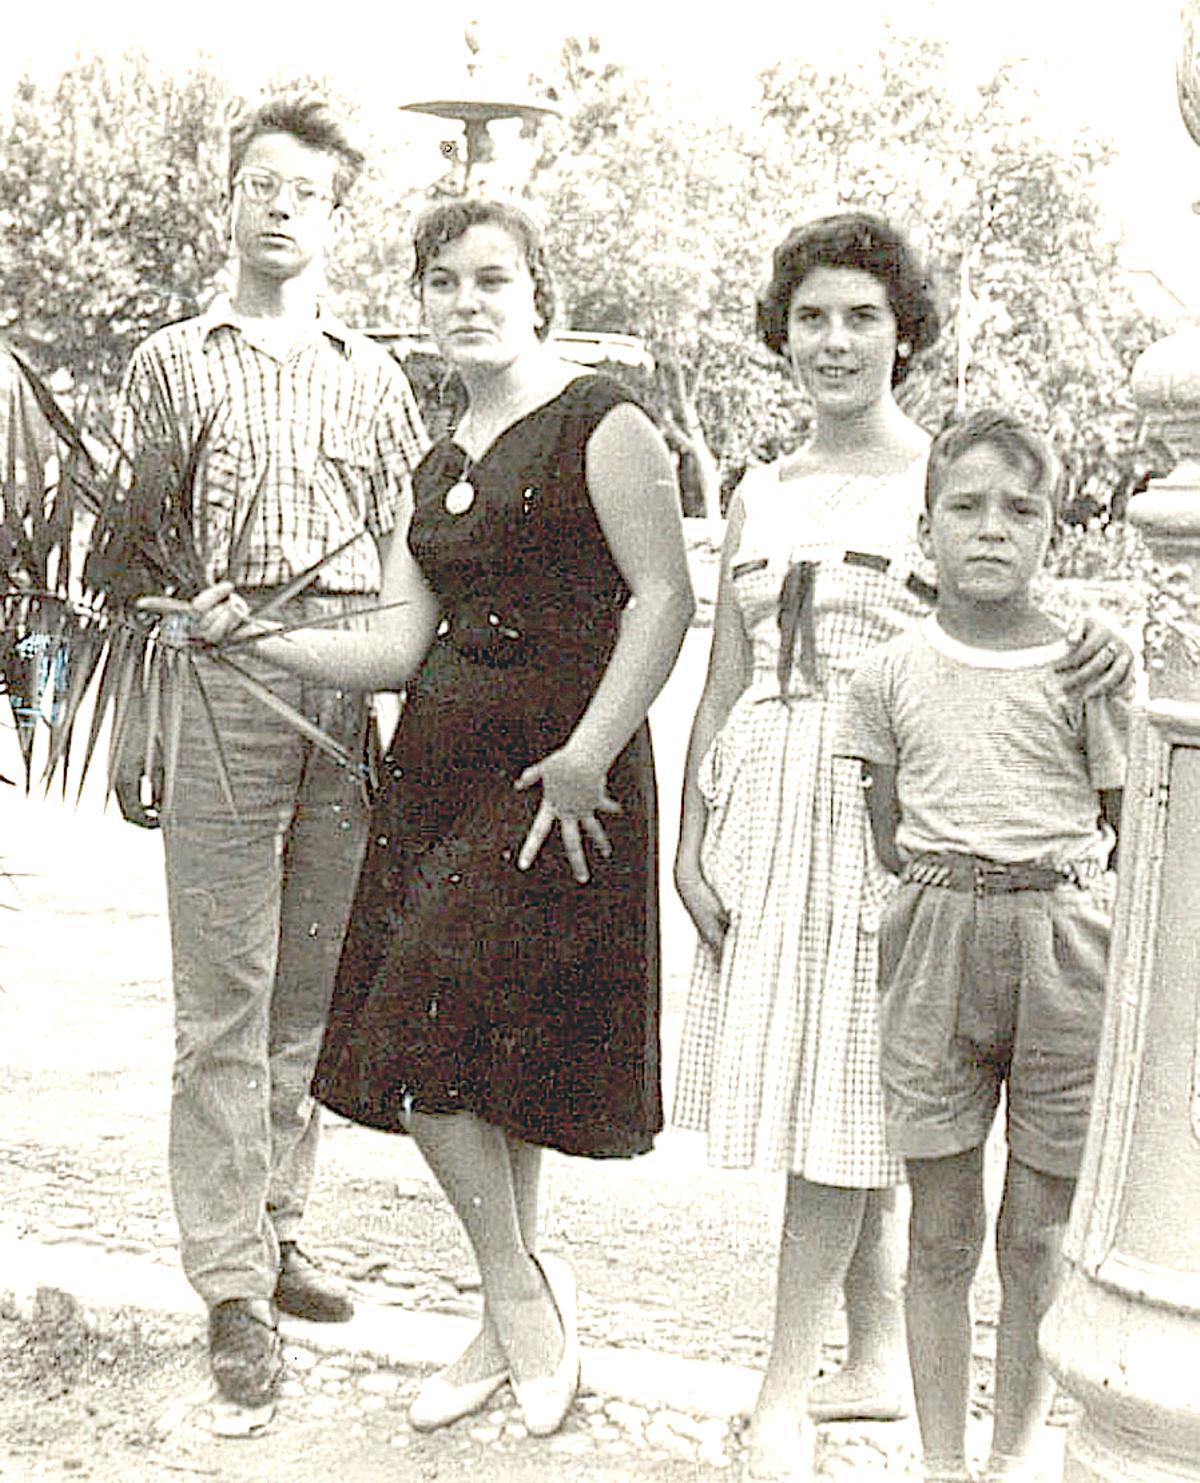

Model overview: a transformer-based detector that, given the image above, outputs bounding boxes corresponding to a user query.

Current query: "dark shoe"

[274,1242,354,1323]
[208,1299,283,1407]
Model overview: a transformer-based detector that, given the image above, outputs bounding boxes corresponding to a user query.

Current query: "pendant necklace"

[444,430,476,516]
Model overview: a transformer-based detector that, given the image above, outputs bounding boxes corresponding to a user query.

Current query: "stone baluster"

[1039,334,1200,1480]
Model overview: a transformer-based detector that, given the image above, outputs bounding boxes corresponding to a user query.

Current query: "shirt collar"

[199,294,353,357]
[922,613,1069,670]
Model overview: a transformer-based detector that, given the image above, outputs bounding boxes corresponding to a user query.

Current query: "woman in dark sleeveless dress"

[192,199,694,1439]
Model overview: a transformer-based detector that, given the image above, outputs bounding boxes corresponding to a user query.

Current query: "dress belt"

[901,852,1101,894]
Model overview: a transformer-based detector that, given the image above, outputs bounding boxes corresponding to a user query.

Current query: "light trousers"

[161,597,371,1305]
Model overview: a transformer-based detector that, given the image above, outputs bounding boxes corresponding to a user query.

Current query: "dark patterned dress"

[312,375,662,1158]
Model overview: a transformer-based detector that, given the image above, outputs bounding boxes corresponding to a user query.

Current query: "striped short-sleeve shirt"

[836,615,1128,864]
[116,297,429,593]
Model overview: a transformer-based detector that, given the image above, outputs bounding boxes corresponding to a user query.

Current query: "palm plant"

[0,353,383,813]
[0,359,93,789]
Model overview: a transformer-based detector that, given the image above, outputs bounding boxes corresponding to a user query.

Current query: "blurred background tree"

[0,52,230,397]
[0,30,1170,534]
[527,37,790,514]
[527,30,1168,522]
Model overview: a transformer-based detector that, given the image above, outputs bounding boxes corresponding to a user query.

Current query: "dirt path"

[1,1306,738,1483]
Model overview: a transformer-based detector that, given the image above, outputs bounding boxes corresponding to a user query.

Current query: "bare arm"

[515,401,695,882]
[193,512,441,692]
[673,493,752,947]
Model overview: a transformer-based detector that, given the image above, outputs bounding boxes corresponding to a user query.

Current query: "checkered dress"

[672,459,932,1182]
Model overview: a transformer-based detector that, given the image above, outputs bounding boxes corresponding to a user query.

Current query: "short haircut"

[228,91,365,205]
[410,199,556,341]
[755,212,940,386]
[925,408,1062,514]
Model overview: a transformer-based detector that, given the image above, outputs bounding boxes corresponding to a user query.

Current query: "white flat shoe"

[408,1364,507,1431]
[511,1253,580,1437]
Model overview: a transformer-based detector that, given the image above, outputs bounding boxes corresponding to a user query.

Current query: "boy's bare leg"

[748,1175,866,1479]
[988,1156,1075,1471]
[906,1148,988,1475]
[809,1185,910,1418]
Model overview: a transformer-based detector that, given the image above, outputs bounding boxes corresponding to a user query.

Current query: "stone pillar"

[1039,330,1200,1480]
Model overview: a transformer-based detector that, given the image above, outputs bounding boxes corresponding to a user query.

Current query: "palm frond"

[7,350,99,483]
[245,533,366,622]
[41,624,104,797]
[179,409,220,581]
[211,653,356,771]
[74,623,137,802]
[225,458,269,583]
[187,657,239,818]
[103,626,147,809]
[2,354,374,813]
[141,635,163,795]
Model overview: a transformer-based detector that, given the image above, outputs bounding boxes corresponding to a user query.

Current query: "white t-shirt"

[835,615,1128,865]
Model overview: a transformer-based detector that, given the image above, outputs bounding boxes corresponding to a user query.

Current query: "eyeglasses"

[233,168,335,214]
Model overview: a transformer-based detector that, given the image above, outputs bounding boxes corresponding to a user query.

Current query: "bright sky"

[6,0,1200,307]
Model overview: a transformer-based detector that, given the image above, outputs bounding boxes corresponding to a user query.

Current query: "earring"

[897,340,912,360]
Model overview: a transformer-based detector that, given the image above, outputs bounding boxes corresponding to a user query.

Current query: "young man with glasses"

[114,92,427,1409]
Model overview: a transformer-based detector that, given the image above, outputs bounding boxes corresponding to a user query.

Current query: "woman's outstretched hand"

[514,743,621,884]
[1056,612,1135,700]
[190,581,254,644]
[138,583,270,646]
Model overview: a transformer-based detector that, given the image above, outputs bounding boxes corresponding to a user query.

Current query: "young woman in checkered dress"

[672,215,1125,1482]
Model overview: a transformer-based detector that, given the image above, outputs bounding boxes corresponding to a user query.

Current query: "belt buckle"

[972,861,1011,894]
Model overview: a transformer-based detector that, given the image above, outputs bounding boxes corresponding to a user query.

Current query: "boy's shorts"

[878,862,1115,1178]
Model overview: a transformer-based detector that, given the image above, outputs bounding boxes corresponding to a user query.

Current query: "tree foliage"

[530,32,1169,515]
[0,33,1171,521]
[0,53,231,395]
[529,38,796,505]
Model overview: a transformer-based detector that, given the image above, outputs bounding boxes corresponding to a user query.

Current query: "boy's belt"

[901,852,1099,894]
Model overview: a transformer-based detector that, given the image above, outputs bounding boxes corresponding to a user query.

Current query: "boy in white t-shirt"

[835,409,1127,1483]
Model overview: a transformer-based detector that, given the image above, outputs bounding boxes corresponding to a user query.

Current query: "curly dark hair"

[409,199,556,341]
[227,91,365,206]
[755,212,940,386]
